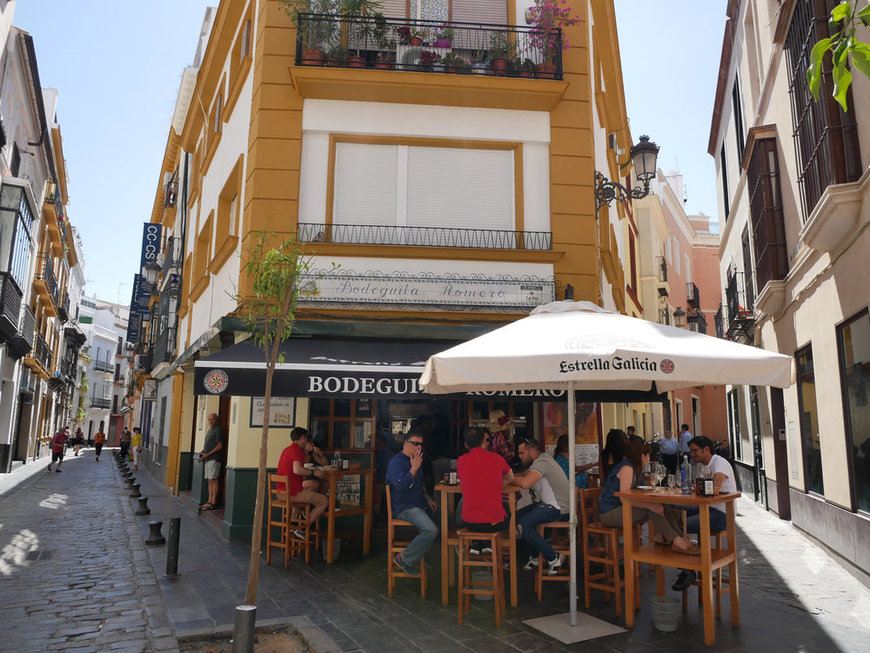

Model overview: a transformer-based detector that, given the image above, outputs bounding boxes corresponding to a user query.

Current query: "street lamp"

[594,135,660,216]
[673,306,686,329]
[141,261,161,294]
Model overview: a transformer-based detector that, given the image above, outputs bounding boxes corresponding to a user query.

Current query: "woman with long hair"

[601,429,629,476]
[598,440,699,555]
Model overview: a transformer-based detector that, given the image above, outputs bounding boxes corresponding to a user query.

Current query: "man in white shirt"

[677,423,694,457]
[672,435,738,591]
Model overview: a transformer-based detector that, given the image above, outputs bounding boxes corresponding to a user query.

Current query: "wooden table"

[435,482,521,607]
[321,467,374,564]
[616,488,740,646]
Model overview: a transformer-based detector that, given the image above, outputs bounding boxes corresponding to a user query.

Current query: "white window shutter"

[333,143,398,228]
[452,0,508,24]
[381,0,406,18]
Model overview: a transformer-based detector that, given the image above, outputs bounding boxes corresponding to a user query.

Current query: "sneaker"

[523,557,539,571]
[546,553,564,575]
[671,569,697,592]
[393,553,420,576]
[291,529,307,541]
[481,546,493,555]
[55,469,62,473]
[47,465,52,471]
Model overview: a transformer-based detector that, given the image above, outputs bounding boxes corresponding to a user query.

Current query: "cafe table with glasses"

[435,480,523,607]
[319,465,375,564]
[616,486,741,646]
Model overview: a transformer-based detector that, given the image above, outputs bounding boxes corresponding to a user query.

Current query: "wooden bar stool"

[682,530,729,617]
[385,486,427,597]
[534,520,572,601]
[457,531,505,627]
[579,487,640,617]
[266,473,319,566]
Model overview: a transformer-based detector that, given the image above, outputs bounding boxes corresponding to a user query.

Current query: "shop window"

[309,398,375,450]
[796,344,823,495]
[837,309,870,513]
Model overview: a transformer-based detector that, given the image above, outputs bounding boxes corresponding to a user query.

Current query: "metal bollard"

[135,496,150,516]
[165,517,181,577]
[129,483,141,498]
[232,605,256,653]
[145,520,165,546]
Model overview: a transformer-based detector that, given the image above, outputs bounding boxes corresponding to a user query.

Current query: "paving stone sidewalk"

[0,450,177,652]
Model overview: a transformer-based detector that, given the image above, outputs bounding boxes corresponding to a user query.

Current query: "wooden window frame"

[191,212,213,302]
[211,155,244,274]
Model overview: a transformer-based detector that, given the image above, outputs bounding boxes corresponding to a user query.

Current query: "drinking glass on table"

[667,473,677,491]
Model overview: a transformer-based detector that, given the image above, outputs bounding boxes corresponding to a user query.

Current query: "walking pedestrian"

[47,427,70,472]
[119,428,131,460]
[131,427,142,470]
[73,428,84,456]
[93,428,106,461]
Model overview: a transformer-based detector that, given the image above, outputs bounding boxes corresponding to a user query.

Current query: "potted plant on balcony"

[341,0,383,66]
[527,0,582,78]
[442,51,470,74]
[418,49,442,71]
[433,23,454,48]
[326,43,350,66]
[487,31,513,75]
[373,13,396,68]
[281,0,341,65]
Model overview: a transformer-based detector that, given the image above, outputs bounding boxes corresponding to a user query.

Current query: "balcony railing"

[152,327,175,367]
[33,330,52,372]
[295,14,564,80]
[58,289,70,322]
[724,268,755,340]
[297,222,552,250]
[60,357,77,380]
[91,396,112,410]
[0,271,23,342]
[164,179,178,208]
[715,303,724,339]
[686,282,700,308]
[93,359,113,373]
[6,302,34,360]
[656,256,668,283]
[34,252,59,309]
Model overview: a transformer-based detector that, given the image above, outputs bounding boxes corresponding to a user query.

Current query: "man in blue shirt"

[678,424,693,457]
[386,432,438,575]
[658,429,679,475]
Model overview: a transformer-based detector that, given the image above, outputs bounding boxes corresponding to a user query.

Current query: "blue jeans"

[684,506,727,541]
[516,503,563,563]
[396,507,438,568]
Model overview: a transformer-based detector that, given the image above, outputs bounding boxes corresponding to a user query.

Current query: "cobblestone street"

[0,450,177,652]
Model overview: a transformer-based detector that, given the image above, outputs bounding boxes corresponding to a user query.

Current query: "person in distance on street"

[672,435,738,591]
[598,439,699,555]
[131,427,142,470]
[198,414,225,510]
[93,427,106,461]
[657,429,679,476]
[47,427,70,472]
[386,432,438,576]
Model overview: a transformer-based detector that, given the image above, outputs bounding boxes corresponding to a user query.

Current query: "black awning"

[193,337,668,403]
[193,338,458,398]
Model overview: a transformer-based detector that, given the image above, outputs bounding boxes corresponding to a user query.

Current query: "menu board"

[250,397,295,429]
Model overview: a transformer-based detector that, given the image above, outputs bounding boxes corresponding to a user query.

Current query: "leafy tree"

[808,1,870,111]
[237,231,314,606]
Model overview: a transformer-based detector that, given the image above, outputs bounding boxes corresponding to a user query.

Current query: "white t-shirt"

[698,454,737,513]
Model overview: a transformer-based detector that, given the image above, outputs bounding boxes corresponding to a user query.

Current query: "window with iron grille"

[785,0,861,219]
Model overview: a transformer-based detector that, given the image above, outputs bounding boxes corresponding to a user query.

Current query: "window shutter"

[452,0,508,24]
[333,143,398,227]
[381,0,406,18]
[406,146,514,239]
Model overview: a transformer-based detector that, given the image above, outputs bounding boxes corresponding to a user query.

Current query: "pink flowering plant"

[527,0,583,62]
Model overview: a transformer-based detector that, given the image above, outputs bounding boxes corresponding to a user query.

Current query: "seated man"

[386,432,438,576]
[277,427,328,540]
[672,435,738,591]
[457,427,515,554]
[513,438,571,574]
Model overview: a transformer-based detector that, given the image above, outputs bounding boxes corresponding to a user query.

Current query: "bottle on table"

[680,455,693,494]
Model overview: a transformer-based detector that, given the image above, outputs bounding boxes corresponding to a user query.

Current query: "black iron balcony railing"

[33,330,52,372]
[164,179,178,208]
[714,303,724,339]
[58,289,70,322]
[0,271,23,342]
[6,302,34,360]
[93,359,113,373]
[656,256,668,283]
[724,267,755,340]
[297,222,552,250]
[136,351,152,372]
[152,327,175,367]
[161,236,184,279]
[60,357,77,380]
[34,252,59,308]
[686,282,700,308]
[91,396,112,410]
[295,14,564,80]
[657,307,670,326]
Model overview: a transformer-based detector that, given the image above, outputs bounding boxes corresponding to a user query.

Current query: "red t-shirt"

[51,432,68,453]
[276,442,305,495]
[458,447,510,524]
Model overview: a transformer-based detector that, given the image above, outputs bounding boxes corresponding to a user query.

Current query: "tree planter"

[302,48,325,65]
[375,57,395,69]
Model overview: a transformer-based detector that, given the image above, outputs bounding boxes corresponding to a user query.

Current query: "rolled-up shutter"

[333,143,397,227]
[452,0,507,25]
[380,0,406,19]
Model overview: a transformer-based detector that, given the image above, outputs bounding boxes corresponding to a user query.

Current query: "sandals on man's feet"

[201,503,215,510]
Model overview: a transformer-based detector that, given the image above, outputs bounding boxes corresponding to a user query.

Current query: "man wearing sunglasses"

[386,432,438,576]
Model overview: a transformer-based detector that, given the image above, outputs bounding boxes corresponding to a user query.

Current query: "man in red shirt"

[457,427,514,553]
[277,427,328,539]
[47,427,70,472]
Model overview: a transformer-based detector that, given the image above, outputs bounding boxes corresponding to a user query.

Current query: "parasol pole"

[568,380,578,626]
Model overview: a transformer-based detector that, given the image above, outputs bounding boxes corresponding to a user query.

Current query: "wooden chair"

[386,485,427,597]
[579,487,640,617]
[682,530,730,618]
[266,473,319,566]
[534,520,572,601]
[457,530,505,627]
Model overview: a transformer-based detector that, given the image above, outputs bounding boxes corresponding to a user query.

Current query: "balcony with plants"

[6,303,35,359]
[25,330,52,379]
[286,0,580,111]
[0,271,23,343]
[722,267,755,342]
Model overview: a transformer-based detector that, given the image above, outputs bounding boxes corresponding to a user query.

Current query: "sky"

[12,0,728,304]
